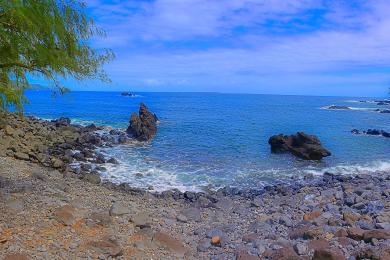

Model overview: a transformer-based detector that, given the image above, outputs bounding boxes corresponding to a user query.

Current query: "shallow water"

[24,91,390,191]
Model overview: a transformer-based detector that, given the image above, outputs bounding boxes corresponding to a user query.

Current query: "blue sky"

[44,0,390,96]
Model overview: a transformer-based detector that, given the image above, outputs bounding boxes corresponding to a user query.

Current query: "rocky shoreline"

[1,113,390,259]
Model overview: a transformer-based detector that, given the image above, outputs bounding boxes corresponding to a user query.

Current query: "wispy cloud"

[83,0,390,96]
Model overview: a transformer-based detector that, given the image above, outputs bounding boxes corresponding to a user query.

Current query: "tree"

[0,0,114,112]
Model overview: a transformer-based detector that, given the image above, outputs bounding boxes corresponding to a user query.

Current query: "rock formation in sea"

[268,132,331,160]
[121,92,136,97]
[126,103,158,141]
[351,129,390,138]
[327,105,350,110]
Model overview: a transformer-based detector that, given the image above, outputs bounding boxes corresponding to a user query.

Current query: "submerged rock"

[327,105,350,110]
[126,103,158,141]
[352,129,390,138]
[268,132,331,160]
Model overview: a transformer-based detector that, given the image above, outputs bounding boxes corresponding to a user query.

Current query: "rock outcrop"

[126,103,158,141]
[268,132,331,160]
[351,129,390,138]
[327,105,350,110]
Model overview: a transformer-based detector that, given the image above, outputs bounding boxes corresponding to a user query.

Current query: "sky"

[44,0,390,96]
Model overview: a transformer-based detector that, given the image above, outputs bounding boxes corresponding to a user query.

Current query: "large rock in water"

[268,132,331,160]
[126,103,158,141]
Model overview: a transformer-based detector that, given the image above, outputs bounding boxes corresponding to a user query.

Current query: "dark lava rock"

[327,105,350,110]
[51,117,71,127]
[351,129,360,134]
[268,132,331,160]
[366,129,381,135]
[121,92,136,97]
[126,103,158,141]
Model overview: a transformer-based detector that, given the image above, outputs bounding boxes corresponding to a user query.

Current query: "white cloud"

[85,0,390,96]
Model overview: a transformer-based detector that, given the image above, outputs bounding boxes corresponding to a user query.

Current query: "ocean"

[23,90,390,191]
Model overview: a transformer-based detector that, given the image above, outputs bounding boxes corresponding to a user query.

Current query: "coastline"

[1,114,390,259]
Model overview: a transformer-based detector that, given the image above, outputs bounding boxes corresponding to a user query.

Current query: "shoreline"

[1,113,390,259]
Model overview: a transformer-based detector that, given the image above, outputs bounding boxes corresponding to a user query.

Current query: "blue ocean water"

[24,91,390,191]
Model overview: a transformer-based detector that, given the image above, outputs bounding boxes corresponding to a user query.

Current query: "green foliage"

[0,0,114,112]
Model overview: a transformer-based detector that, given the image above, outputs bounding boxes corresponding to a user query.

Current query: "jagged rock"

[268,132,331,160]
[51,117,71,127]
[126,103,158,141]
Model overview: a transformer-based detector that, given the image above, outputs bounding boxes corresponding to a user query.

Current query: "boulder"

[268,132,331,160]
[126,103,158,141]
[52,117,71,127]
[153,232,188,257]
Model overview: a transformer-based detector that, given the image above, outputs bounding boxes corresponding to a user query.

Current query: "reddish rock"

[4,253,29,260]
[335,228,348,237]
[88,238,122,257]
[211,236,221,246]
[313,248,346,260]
[289,226,323,240]
[153,232,188,256]
[236,250,261,260]
[308,239,330,251]
[53,204,76,226]
[343,212,361,224]
[303,210,322,221]
[268,247,303,260]
[347,227,365,241]
[363,229,390,242]
[336,237,355,247]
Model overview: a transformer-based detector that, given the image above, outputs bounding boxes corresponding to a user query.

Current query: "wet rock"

[107,157,119,164]
[52,117,71,127]
[268,132,331,160]
[126,103,158,141]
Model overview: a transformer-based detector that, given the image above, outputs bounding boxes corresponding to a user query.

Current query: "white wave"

[303,160,390,176]
[320,105,378,112]
[101,163,206,192]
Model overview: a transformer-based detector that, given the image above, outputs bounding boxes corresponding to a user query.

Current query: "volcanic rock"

[268,132,331,160]
[126,103,158,141]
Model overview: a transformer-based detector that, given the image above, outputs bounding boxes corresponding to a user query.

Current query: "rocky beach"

[0,111,389,260]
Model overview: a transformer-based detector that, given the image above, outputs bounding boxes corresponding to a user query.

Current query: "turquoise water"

[24,91,390,191]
